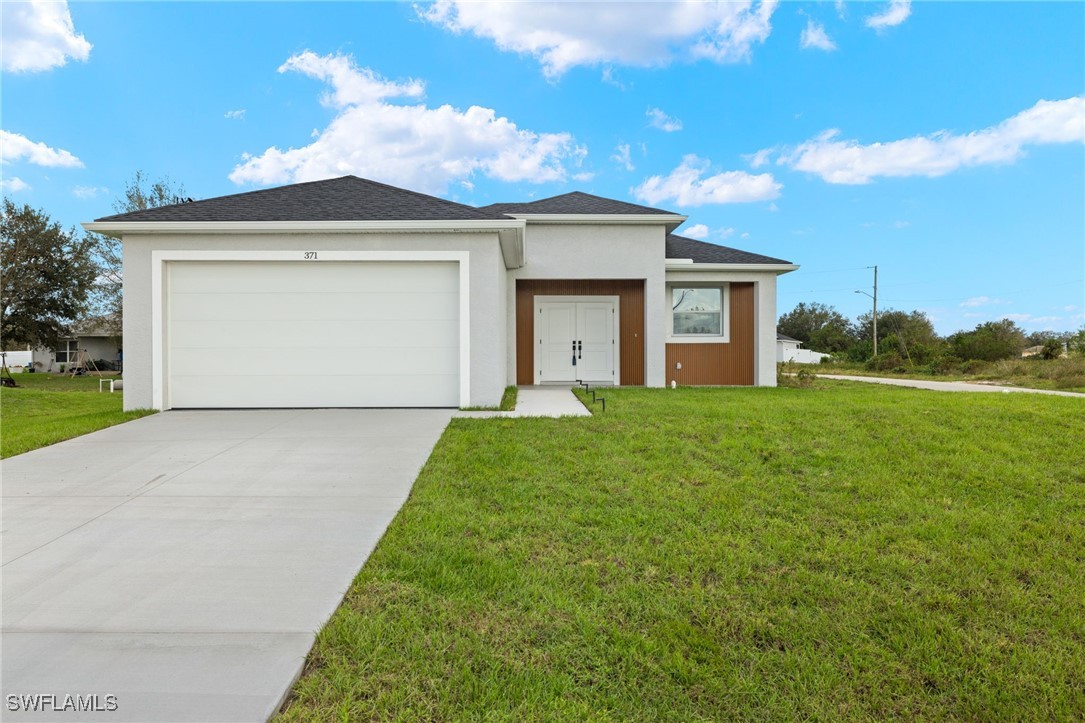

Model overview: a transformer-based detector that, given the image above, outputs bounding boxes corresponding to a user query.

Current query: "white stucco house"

[84,176,797,410]
[776,333,831,364]
[31,318,122,372]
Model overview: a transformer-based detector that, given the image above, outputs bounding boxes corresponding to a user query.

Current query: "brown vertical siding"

[665,282,755,385]
[516,279,645,385]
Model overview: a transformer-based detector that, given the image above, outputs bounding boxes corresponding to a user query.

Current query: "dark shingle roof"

[777,333,800,343]
[478,191,676,216]
[96,176,504,222]
[666,233,792,265]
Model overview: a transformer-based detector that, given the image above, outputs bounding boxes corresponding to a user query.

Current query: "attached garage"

[166,260,460,408]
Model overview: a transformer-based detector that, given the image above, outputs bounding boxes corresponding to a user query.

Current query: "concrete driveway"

[1,409,453,722]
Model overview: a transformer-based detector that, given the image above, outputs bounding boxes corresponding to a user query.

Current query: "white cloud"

[611,143,634,171]
[800,20,837,51]
[647,107,683,132]
[1,0,91,73]
[72,185,108,199]
[418,0,777,79]
[633,154,782,207]
[866,0,911,30]
[893,220,910,229]
[0,130,83,168]
[682,224,737,240]
[224,109,246,120]
[684,223,710,239]
[1,177,30,193]
[601,66,626,90]
[777,96,1085,184]
[960,296,1009,308]
[572,171,595,182]
[744,147,774,168]
[229,51,584,193]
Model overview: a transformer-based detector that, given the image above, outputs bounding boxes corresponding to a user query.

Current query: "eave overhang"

[82,219,528,269]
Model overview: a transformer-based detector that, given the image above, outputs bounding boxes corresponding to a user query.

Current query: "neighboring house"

[31,320,122,372]
[776,333,831,364]
[84,176,797,410]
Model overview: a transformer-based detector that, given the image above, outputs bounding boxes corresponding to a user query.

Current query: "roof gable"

[665,233,792,266]
[95,176,502,223]
[479,191,676,216]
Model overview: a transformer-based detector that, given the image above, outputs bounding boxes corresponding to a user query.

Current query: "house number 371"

[303,252,318,260]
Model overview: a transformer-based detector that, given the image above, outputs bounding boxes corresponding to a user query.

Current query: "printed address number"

[304,252,318,260]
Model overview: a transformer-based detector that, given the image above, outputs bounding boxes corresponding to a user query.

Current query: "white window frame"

[55,339,78,364]
[667,283,730,344]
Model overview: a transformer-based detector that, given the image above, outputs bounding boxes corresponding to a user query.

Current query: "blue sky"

[3,1,1082,334]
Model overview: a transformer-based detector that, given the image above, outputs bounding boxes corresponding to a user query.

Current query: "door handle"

[578,340,582,359]
[572,340,577,366]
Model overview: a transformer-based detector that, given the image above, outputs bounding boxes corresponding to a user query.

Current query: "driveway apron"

[1,408,453,722]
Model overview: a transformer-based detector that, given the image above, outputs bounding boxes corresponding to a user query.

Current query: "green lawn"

[0,373,155,458]
[279,383,1085,720]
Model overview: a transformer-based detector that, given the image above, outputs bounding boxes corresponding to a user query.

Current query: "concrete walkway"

[456,386,592,418]
[1,408,453,722]
[820,374,1085,398]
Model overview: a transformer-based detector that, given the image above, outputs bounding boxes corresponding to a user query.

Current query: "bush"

[1040,339,1063,360]
[865,352,905,372]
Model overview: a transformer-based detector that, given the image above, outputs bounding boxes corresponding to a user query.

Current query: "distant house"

[32,318,122,372]
[776,333,830,364]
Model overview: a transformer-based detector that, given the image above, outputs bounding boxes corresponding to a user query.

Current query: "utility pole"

[855,265,879,357]
[872,265,878,358]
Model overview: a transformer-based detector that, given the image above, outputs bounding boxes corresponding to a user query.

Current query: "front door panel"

[536,299,615,384]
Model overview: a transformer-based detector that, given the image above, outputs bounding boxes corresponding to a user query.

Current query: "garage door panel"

[170,319,459,350]
[167,261,460,408]
[170,291,458,323]
[170,374,459,408]
[170,261,458,294]
[171,346,458,377]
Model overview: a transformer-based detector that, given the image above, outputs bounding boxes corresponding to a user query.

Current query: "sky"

[2,0,1083,335]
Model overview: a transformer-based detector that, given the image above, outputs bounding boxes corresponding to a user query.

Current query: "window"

[672,287,723,336]
[55,340,78,363]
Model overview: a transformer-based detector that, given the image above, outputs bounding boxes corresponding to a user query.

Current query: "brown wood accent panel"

[665,282,755,385]
[516,279,645,385]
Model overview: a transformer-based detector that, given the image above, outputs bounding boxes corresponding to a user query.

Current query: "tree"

[948,319,1027,362]
[1,199,100,349]
[92,171,187,335]
[777,302,855,354]
[855,308,943,364]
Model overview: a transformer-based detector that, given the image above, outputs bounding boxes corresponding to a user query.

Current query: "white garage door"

[167,261,459,408]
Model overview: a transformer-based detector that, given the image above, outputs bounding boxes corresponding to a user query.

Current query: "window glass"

[673,288,723,335]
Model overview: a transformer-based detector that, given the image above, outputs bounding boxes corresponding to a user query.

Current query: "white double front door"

[535,297,617,384]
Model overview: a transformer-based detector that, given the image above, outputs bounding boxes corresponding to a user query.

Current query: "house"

[84,176,796,410]
[31,318,122,372]
[776,333,831,364]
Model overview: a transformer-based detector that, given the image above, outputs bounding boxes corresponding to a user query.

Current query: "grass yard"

[0,373,155,458]
[280,382,1084,720]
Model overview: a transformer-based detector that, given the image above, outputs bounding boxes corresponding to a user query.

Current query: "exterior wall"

[514,279,645,385]
[122,231,507,410]
[29,337,119,371]
[507,223,666,387]
[664,269,781,387]
[776,340,800,362]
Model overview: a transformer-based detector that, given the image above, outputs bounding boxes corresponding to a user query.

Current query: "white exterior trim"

[532,295,620,385]
[506,214,686,226]
[85,219,524,235]
[150,249,470,410]
[666,261,799,273]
